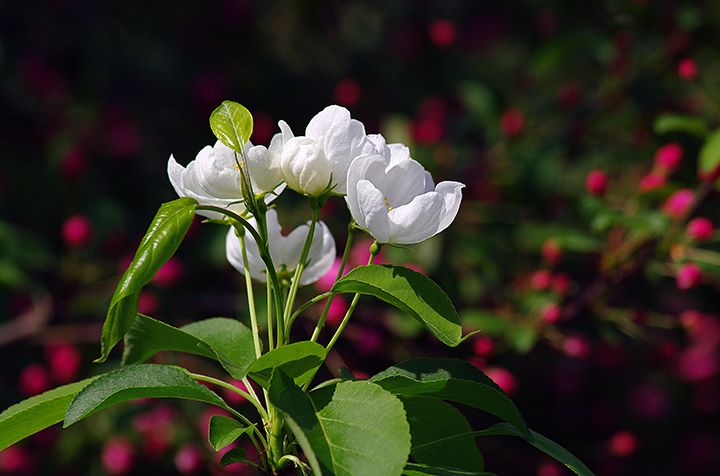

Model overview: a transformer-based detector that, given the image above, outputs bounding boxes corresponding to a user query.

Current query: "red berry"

[686,217,714,241]
[585,169,608,196]
[676,262,703,289]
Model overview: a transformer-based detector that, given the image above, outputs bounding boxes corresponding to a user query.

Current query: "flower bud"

[638,173,666,192]
[585,169,608,196]
[540,303,562,323]
[653,143,683,175]
[541,238,562,266]
[62,214,93,248]
[686,217,714,241]
[676,262,703,289]
[280,137,332,196]
[662,189,694,218]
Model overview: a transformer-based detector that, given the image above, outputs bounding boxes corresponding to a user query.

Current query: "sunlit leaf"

[331,265,462,346]
[98,198,197,362]
[268,370,411,476]
[209,100,253,154]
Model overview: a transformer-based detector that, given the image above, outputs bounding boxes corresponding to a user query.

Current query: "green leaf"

[401,395,484,472]
[122,314,217,365]
[64,364,228,427]
[0,377,99,450]
[122,316,258,380]
[247,341,326,389]
[653,113,707,137]
[475,423,595,476]
[208,415,255,451]
[331,265,462,346]
[268,370,411,476]
[369,358,530,439]
[181,318,258,380]
[403,463,494,476]
[698,128,720,180]
[219,447,250,467]
[99,198,197,362]
[209,100,253,154]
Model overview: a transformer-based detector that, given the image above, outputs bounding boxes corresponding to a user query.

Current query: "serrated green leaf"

[99,198,197,362]
[331,264,462,346]
[369,358,529,439]
[401,395,484,472]
[0,377,99,450]
[653,113,707,137]
[219,447,250,467]
[209,101,253,154]
[64,364,228,427]
[403,463,495,476]
[699,128,720,179]
[268,370,411,476]
[474,423,595,476]
[247,341,326,389]
[208,415,255,451]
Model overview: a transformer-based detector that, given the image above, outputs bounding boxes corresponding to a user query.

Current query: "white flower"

[226,209,336,285]
[345,143,464,245]
[168,140,285,218]
[277,105,367,196]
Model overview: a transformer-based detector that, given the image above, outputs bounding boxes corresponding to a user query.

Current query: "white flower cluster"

[168,105,464,284]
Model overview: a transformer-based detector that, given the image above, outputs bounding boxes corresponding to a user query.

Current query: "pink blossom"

[428,19,457,47]
[484,367,518,396]
[18,363,51,397]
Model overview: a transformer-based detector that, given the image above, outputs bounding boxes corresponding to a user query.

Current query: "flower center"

[384,196,392,211]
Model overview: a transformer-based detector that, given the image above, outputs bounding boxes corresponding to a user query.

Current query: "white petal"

[346,154,386,229]
[300,221,336,285]
[355,179,391,243]
[384,159,430,208]
[435,181,465,234]
[387,192,446,244]
[306,105,367,194]
[246,145,284,193]
[280,137,332,195]
[226,223,268,282]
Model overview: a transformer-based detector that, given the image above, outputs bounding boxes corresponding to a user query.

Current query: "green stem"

[189,373,269,431]
[310,222,356,343]
[196,205,286,344]
[282,197,322,340]
[238,232,262,360]
[266,279,275,351]
[324,241,382,356]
